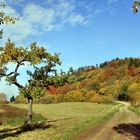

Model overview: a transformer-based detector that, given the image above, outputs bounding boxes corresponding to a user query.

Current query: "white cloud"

[0,0,126,45]
[23,4,57,32]
[67,14,86,25]
[0,0,103,44]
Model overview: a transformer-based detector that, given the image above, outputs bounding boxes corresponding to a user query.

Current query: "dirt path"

[80,102,140,140]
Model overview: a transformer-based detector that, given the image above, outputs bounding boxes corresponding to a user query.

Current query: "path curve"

[80,102,140,140]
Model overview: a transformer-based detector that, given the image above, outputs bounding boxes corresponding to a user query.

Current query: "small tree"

[0,39,61,124]
[118,84,129,101]
[10,95,15,102]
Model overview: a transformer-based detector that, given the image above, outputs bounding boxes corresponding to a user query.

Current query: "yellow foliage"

[63,90,86,102]
[129,83,140,93]
[129,92,140,106]
[90,94,113,104]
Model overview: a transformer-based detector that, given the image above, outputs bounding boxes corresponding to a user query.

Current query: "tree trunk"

[27,99,33,124]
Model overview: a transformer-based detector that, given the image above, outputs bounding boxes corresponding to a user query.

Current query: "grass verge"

[129,105,140,116]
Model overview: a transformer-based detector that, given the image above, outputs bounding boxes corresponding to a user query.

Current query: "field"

[129,105,140,115]
[0,102,120,140]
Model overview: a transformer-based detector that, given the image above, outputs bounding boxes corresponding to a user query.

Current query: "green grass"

[6,114,46,126]
[129,105,140,116]
[1,102,121,140]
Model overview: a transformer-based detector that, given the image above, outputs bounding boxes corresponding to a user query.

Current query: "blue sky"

[0,0,140,99]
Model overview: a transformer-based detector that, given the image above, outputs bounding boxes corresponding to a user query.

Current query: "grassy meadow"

[0,102,121,140]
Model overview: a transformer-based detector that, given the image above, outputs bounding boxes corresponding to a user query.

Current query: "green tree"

[0,39,61,124]
[118,84,129,101]
[10,95,15,102]
[67,67,75,76]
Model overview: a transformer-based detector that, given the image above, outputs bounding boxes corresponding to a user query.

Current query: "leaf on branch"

[132,1,140,13]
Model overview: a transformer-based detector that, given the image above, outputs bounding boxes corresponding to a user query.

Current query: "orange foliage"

[90,94,113,104]
[48,85,58,94]
[99,68,115,81]
[80,78,96,88]
[57,83,79,94]
[107,61,118,68]
[127,67,137,77]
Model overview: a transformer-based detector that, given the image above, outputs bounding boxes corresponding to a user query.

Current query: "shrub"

[129,92,140,106]
[15,95,27,104]
[40,94,55,104]
[117,83,129,101]
[67,75,77,83]
[86,81,100,92]
[63,90,86,102]
[84,90,97,101]
[54,94,64,103]
[80,79,93,88]
[48,85,58,94]
[77,76,86,81]
[57,83,79,94]
[90,94,113,104]
[128,83,140,93]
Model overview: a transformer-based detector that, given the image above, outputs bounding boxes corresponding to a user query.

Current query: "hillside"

[15,57,140,105]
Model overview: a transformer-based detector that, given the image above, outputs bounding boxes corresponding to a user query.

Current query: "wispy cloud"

[1,0,126,44]
[1,0,103,44]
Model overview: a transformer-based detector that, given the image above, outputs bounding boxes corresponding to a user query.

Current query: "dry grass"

[0,104,46,126]
[6,102,121,140]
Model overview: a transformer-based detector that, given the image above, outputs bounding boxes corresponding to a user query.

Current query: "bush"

[54,94,64,103]
[128,83,140,93]
[84,90,97,101]
[86,81,100,92]
[63,90,86,102]
[57,83,79,94]
[90,94,113,104]
[80,79,92,88]
[77,76,86,81]
[15,95,27,104]
[129,92,140,106]
[38,94,55,104]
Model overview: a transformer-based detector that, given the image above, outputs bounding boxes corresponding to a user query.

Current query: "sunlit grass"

[2,102,121,140]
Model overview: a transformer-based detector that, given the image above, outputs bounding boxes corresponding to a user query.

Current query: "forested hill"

[16,57,140,105]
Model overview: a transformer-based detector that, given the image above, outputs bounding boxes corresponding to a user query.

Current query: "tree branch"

[13,81,25,89]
